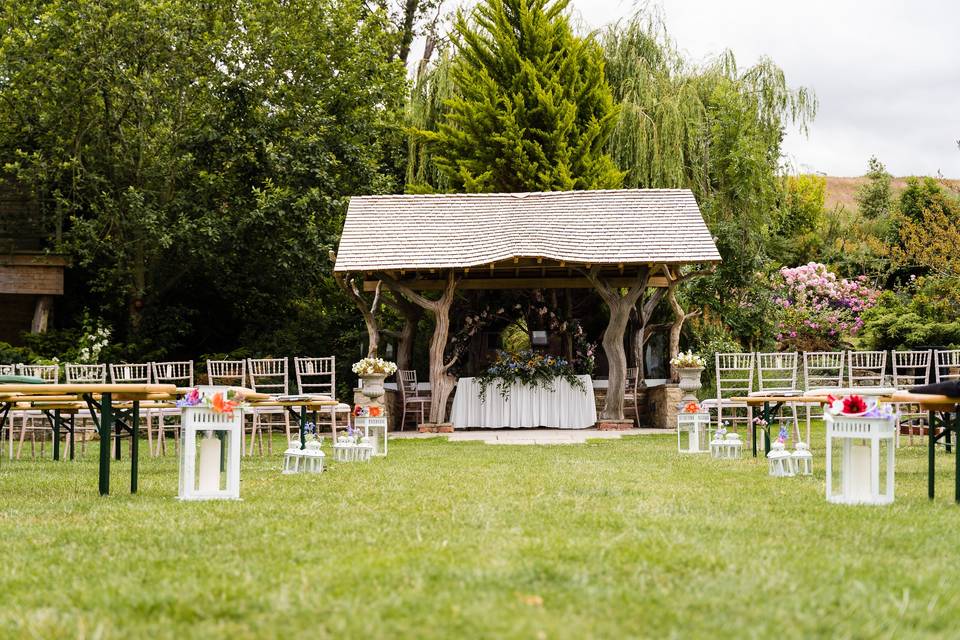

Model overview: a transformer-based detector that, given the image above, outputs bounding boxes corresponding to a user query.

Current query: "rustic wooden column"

[30,295,54,333]
[330,252,383,357]
[584,266,651,420]
[382,271,459,424]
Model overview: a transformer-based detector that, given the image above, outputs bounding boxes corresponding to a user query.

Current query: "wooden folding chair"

[247,357,291,454]
[150,360,194,456]
[756,352,801,442]
[294,356,352,439]
[398,369,431,431]
[847,350,888,388]
[892,350,932,445]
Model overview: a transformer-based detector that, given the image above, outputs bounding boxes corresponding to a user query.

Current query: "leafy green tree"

[855,157,892,220]
[1,0,407,377]
[420,0,623,192]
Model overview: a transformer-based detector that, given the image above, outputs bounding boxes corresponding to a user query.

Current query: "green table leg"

[68,414,75,461]
[947,421,953,455]
[299,408,307,450]
[953,411,960,505]
[114,409,122,460]
[99,393,113,496]
[130,402,139,494]
[929,410,936,501]
[53,409,61,461]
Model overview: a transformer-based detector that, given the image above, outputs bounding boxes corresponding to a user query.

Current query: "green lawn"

[1,429,959,639]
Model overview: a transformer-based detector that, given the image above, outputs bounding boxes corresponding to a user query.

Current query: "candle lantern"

[767,440,795,477]
[711,429,743,460]
[356,416,388,456]
[792,442,813,476]
[825,409,896,505]
[178,387,243,500]
[677,410,710,454]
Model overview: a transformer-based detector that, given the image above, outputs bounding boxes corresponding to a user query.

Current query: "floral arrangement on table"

[177,387,245,415]
[476,349,584,401]
[351,357,398,376]
[670,350,706,369]
[772,263,879,351]
[824,394,898,419]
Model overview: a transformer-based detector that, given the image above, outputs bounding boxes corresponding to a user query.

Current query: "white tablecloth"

[450,375,597,429]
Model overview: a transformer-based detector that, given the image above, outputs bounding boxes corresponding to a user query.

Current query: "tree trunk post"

[382,270,459,424]
[584,266,650,421]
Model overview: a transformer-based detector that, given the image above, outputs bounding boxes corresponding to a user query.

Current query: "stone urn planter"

[676,367,704,405]
[360,374,387,400]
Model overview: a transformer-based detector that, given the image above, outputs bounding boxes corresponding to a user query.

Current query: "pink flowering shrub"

[772,263,879,351]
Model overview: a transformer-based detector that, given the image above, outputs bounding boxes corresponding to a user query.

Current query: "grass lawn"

[1,427,959,639]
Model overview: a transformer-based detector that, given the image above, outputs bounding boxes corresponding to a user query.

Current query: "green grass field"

[1,429,959,639]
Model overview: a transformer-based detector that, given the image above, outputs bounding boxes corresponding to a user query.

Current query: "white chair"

[847,350,888,388]
[13,364,61,459]
[66,363,107,384]
[398,369,431,431]
[756,352,801,442]
[802,351,845,441]
[892,350,932,446]
[110,363,155,454]
[0,364,15,375]
[934,350,960,383]
[294,356,351,439]
[247,357,291,455]
[206,359,247,387]
[701,353,755,444]
[150,361,195,455]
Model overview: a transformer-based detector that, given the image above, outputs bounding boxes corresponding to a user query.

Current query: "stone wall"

[647,384,683,430]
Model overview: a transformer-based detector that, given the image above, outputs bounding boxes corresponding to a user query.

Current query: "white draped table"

[450,375,597,429]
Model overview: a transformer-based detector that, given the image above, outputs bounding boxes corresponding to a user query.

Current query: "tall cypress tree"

[425,0,623,192]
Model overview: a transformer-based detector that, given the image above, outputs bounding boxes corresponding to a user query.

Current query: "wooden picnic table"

[0,384,339,497]
[735,390,960,503]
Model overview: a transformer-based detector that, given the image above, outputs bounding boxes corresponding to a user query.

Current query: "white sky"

[423,0,960,177]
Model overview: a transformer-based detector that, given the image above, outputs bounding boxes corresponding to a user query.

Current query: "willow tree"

[602,12,817,351]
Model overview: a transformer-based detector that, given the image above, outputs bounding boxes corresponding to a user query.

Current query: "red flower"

[842,395,867,414]
[683,401,700,414]
[369,406,382,417]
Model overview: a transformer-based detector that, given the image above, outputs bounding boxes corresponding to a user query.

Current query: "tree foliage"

[417,0,623,192]
[1,0,406,384]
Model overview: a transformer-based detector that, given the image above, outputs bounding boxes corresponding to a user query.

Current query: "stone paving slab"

[390,428,669,445]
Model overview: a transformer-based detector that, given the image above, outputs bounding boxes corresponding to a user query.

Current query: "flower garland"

[476,349,584,401]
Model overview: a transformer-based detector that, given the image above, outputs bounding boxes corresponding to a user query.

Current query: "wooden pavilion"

[333,189,721,427]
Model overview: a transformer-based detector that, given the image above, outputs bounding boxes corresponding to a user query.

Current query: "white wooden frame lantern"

[356,416,388,456]
[792,442,813,476]
[282,439,326,474]
[677,412,710,454]
[767,441,795,477]
[179,391,242,500]
[825,412,896,505]
[711,430,743,459]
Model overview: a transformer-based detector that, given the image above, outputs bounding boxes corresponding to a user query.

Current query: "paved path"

[391,428,668,445]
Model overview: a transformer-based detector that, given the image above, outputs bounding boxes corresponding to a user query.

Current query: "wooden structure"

[0,182,67,342]
[333,189,721,424]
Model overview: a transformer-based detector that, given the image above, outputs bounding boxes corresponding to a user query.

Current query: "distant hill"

[823,176,960,212]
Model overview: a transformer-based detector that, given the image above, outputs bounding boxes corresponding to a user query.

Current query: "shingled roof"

[334,189,720,272]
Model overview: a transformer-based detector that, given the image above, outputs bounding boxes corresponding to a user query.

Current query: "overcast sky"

[426,0,960,177]
[572,0,960,177]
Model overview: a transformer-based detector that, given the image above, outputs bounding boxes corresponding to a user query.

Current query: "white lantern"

[356,416,388,456]
[677,412,710,454]
[711,431,743,460]
[767,441,795,477]
[179,393,242,500]
[825,412,896,505]
[301,439,325,473]
[792,442,813,476]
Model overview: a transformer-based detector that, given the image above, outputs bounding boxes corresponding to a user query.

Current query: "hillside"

[823,175,960,212]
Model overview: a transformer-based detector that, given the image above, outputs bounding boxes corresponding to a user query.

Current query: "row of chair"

[706,350,960,446]
[1,357,354,459]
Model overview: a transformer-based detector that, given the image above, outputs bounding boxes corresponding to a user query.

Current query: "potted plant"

[670,350,706,404]
[351,357,398,400]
